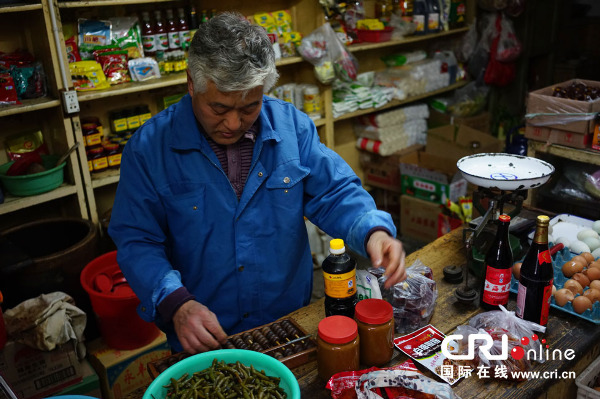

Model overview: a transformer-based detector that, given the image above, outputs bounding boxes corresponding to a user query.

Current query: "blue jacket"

[108,94,396,351]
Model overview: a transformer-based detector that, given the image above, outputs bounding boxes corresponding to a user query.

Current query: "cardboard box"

[400,195,440,242]
[400,161,467,205]
[425,124,503,160]
[427,109,492,133]
[53,359,100,398]
[87,333,171,399]
[360,145,421,192]
[526,79,600,134]
[0,340,82,399]
[524,125,592,149]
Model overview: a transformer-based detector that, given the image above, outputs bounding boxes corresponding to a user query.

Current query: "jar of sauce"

[103,143,121,169]
[355,298,394,366]
[317,315,359,381]
[88,146,108,173]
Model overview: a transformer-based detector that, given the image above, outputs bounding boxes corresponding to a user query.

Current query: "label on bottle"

[413,14,426,32]
[428,13,439,31]
[168,32,180,49]
[179,30,191,46]
[156,34,169,51]
[323,270,357,298]
[482,265,511,306]
[537,249,551,265]
[142,35,157,52]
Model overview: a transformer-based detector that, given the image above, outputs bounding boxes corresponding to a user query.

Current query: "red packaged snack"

[0,72,20,105]
[65,36,82,63]
[94,49,130,85]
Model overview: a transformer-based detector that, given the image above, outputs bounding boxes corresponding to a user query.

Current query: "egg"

[583,237,600,252]
[571,241,592,254]
[554,288,574,307]
[582,252,596,264]
[577,229,600,241]
[548,234,555,244]
[573,295,593,314]
[573,272,591,287]
[591,280,600,291]
[548,224,554,235]
[564,279,584,295]
[593,248,600,259]
[590,261,600,270]
[572,255,589,267]
[552,285,557,295]
[555,236,571,247]
[593,220,600,235]
[562,260,585,278]
[513,262,522,280]
[585,267,600,281]
[584,288,600,303]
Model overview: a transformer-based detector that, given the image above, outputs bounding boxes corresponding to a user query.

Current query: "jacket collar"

[169,94,281,152]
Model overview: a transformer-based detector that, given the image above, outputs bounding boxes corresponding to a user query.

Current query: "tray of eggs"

[510,248,600,323]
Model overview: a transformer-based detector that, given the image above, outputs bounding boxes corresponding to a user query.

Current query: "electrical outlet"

[62,90,80,114]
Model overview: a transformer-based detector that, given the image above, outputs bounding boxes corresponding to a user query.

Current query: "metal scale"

[451,153,556,304]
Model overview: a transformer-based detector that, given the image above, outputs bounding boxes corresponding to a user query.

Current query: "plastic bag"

[496,14,521,62]
[483,13,516,87]
[109,17,144,60]
[369,259,437,334]
[356,369,461,399]
[298,22,358,84]
[456,20,477,63]
[447,81,490,117]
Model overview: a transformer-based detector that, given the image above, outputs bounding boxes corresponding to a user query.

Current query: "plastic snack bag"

[109,17,144,60]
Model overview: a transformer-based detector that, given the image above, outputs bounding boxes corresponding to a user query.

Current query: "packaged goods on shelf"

[70,61,111,91]
[332,79,394,118]
[0,51,48,101]
[269,83,323,120]
[128,58,160,82]
[356,103,430,127]
[375,59,449,100]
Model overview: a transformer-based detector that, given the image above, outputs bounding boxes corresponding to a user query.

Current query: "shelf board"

[333,80,468,122]
[77,73,188,102]
[348,27,470,53]
[58,0,173,7]
[0,184,77,215]
[91,168,121,188]
[0,2,42,13]
[528,140,600,166]
[0,97,61,117]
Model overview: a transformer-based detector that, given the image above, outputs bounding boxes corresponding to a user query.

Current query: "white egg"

[548,224,554,235]
[593,221,600,235]
[583,237,600,252]
[555,236,571,247]
[570,240,592,254]
[548,234,554,244]
[593,247,600,260]
[578,229,600,241]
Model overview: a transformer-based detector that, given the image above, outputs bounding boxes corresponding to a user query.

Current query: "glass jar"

[355,298,394,366]
[103,143,122,169]
[88,145,108,173]
[83,126,103,148]
[317,315,360,381]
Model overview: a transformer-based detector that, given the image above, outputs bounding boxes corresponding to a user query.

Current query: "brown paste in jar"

[355,298,394,366]
[317,315,360,381]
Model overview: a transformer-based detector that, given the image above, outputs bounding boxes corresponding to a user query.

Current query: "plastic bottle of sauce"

[153,10,169,52]
[140,11,156,57]
[317,315,360,381]
[355,298,394,366]
[412,0,428,35]
[322,238,358,318]
[177,8,191,50]
[426,0,440,33]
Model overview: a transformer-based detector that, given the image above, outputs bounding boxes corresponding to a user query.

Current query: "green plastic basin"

[0,155,66,196]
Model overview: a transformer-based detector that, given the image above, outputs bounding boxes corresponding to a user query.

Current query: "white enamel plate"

[457,153,555,191]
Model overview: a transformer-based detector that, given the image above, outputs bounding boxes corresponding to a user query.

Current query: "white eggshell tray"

[457,153,554,191]
[509,246,600,324]
[527,214,594,251]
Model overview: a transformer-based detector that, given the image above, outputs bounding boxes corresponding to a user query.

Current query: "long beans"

[162,359,288,399]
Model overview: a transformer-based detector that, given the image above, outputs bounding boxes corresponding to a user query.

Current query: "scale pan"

[457,153,554,191]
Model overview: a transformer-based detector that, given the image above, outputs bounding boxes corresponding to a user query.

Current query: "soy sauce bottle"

[322,239,358,318]
[480,214,514,311]
[516,215,554,326]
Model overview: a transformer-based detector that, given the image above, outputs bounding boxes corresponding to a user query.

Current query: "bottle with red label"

[480,214,513,311]
[140,11,156,57]
[516,215,554,326]
[153,10,169,52]
[177,8,191,50]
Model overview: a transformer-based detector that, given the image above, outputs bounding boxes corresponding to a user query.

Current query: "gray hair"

[187,11,279,94]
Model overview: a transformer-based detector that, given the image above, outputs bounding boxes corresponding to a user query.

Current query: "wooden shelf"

[0,2,41,13]
[0,97,61,117]
[90,168,121,188]
[333,80,468,122]
[0,184,77,215]
[348,27,470,53]
[58,0,172,7]
[528,140,600,166]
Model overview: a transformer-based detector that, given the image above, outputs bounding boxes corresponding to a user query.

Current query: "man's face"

[188,75,263,145]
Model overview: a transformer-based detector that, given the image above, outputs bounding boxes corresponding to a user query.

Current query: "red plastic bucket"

[80,251,159,350]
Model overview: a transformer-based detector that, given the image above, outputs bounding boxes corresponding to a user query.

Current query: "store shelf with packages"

[0,184,78,215]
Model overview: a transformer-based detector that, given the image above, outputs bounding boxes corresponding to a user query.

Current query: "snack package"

[9,61,47,99]
[4,130,48,161]
[356,370,461,399]
[109,16,144,59]
[0,72,20,105]
[128,57,161,82]
[93,47,130,85]
[69,60,111,91]
[369,259,437,334]
[78,18,112,60]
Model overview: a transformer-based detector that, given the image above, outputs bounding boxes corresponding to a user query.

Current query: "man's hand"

[172,300,228,354]
[367,231,407,289]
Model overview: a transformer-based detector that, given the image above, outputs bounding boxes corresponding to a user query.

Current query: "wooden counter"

[289,227,600,399]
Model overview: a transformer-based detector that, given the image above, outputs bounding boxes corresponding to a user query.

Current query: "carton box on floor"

[400,195,441,243]
[526,78,600,134]
[52,359,100,398]
[87,333,171,399]
[360,145,421,192]
[0,340,82,399]
[425,124,503,160]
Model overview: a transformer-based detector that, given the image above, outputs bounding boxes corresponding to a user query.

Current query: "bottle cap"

[318,316,357,344]
[499,214,511,223]
[329,238,345,255]
[355,298,393,324]
[537,215,550,225]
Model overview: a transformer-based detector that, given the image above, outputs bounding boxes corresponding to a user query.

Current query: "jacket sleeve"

[107,135,183,323]
[296,114,397,258]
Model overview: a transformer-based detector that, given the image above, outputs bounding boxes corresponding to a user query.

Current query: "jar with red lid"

[88,145,108,173]
[317,315,360,381]
[103,143,121,169]
[355,298,394,366]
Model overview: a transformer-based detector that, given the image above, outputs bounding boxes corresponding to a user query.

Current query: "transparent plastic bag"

[496,14,521,62]
[447,81,490,117]
[369,259,437,334]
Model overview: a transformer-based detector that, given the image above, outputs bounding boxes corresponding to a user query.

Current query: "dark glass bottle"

[480,214,514,311]
[322,239,358,318]
[140,11,156,57]
[516,215,554,327]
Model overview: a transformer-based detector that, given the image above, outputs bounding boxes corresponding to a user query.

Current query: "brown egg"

[572,255,589,267]
[513,262,522,280]
[563,260,585,277]
[552,285,557,295]
[591,280,600,292]
[554,288,575,307]
[573,295,593,314]
[564,279,584,295]
[581,252,596,264]
[590,261,600,270]
[585,267,600,281]
[573,272,591,288]
[583,288,600,303]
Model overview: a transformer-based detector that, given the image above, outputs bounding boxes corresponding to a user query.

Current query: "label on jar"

[127,115,141,129]
[85,132,102,147]
[92,156,108,171]
[323,270,356,298]
[113,118,128,132]
[139,112,152,124]
[108,153,122,167]
[88,160,93,172]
